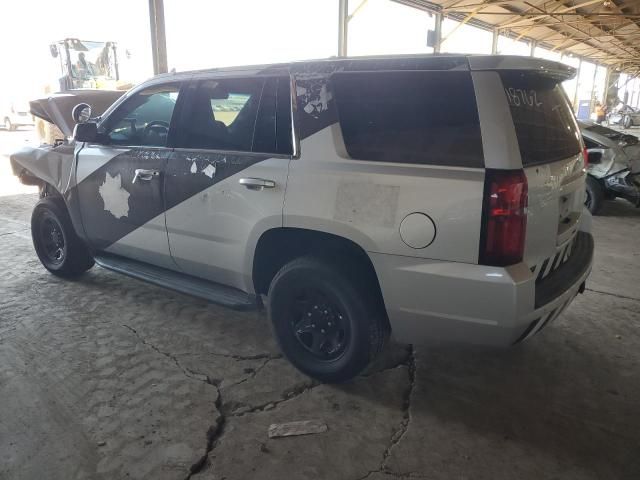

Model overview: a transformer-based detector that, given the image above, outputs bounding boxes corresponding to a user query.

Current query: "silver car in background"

[580,120,640,214]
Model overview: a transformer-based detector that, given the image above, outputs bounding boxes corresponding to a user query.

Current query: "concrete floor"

[1,128,639,480]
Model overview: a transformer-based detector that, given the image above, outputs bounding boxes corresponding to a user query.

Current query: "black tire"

[623,115,633,129]
[585,176,604,215]
[31,197,94,278]
[267,256,388,383]
[4,117,14,131]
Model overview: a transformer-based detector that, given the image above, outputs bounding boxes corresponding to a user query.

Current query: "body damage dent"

[10,144,77,194]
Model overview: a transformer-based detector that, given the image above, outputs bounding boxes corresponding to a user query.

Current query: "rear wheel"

[31,198,94,277]
[623,115,633,129]
[267,256,388,383]
[4,117,15,131]
[585,176,605,215]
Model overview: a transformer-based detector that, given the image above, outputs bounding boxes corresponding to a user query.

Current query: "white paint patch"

[202,164,216,178]
[190,161,198,174]
[98,172,130,219]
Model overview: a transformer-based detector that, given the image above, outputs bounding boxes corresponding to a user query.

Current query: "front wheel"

[31,197,94,278]
[4,117,15,131]
[268,256,388,383]
[623,115,633,129]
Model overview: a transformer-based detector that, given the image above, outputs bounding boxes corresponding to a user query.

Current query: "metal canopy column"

[338,0,349,57]
[149,0,168,75]
[433,12,443,53]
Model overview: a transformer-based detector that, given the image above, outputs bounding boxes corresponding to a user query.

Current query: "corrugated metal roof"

[393,0,640,75]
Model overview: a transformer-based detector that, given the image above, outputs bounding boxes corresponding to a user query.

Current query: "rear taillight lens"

[479,169,528,267]
[582,146,589,168]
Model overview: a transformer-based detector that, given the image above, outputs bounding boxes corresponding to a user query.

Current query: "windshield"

[66,39,116,80]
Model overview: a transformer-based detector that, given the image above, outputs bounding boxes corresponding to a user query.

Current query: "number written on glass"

[505,88,543,108]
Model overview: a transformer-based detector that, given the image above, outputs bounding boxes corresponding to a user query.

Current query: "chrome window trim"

[171,147,290,159]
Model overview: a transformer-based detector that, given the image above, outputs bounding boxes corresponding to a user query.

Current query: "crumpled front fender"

[9,143,77,194]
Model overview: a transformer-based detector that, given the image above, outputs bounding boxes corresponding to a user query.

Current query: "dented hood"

[30,89,125,137]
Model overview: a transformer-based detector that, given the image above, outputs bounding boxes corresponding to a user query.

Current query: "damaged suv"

[11,55,594,382]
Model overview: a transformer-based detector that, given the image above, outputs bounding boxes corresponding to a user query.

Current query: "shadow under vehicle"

[580,120,640,214]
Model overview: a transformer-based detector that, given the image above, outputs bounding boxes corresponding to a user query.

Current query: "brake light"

[583,146,589,168]
[479,169,528,266]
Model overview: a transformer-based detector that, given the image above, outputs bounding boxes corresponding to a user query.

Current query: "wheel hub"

[293,293,348,360]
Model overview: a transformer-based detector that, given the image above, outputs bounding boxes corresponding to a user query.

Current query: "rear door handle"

[133,168,160,183]
[239,178,276,191]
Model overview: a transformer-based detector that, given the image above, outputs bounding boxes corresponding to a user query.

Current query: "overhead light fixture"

[603,0,612,6]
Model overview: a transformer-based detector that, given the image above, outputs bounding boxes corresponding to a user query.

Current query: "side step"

[94,253,258,311]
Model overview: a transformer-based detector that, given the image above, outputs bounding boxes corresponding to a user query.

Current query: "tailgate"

[498,70,586,278]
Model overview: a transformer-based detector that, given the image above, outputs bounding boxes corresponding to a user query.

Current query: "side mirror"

[74,122,98,143]
[587,151,602,165]
[72,103,92,124]
[49,44,58,58]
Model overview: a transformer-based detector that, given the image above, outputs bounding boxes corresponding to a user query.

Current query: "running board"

[94,253,258,311]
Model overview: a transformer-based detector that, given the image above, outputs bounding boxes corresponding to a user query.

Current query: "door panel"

[76,81,185,268]
[164,75,293,291]
[76,146,175,269]
[165,151,289,290]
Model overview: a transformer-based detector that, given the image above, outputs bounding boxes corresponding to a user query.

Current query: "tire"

[31,197,94,278]
[585,176,604,215]
[623,115,632,129]
[267,256,388,383]
[4,117,14,131]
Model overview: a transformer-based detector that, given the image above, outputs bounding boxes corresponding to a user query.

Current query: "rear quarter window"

[500,72,581,166]
[331,71,484,168]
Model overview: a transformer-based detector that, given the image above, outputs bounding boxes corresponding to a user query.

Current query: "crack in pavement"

[585,288,640,303]
[121,324,224,480]
[122,325,209,384]
[222,354,282,390]
[356,346,417,480]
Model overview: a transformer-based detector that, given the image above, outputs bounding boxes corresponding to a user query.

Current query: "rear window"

[332,71,484,168]
[500,72,581,166]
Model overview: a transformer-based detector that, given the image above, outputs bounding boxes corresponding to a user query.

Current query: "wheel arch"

[252,227,387,312]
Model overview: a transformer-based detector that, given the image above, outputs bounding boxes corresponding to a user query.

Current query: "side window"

[178,78,264,152]
[331,71,484,167]
[253,77,293,155]
[101,83,181,147]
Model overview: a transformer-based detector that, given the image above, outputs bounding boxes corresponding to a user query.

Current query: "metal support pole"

[433,12,443,54]
[602,67,612,106]
[491,29,499,54]
[149,0,168,75]
[530,40,537,57]
[589,63,598,113]
[338,0,349,57]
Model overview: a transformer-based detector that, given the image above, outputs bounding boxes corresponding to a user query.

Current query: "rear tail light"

[582,146,589,168]
[479,169,528,267]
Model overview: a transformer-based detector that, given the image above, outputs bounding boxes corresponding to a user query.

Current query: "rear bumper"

[370,232,594,346]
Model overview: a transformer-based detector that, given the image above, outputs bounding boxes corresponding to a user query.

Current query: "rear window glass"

[332,71,484,168]
[500,72,581,166]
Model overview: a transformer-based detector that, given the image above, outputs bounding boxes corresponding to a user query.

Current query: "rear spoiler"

[468,55,576,81]
[29,89,126,137]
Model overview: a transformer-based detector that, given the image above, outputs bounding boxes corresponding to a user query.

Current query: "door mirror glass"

[72,103,92,123]
[74,122,98,143]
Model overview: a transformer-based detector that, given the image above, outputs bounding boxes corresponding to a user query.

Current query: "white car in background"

[1,101,34,131]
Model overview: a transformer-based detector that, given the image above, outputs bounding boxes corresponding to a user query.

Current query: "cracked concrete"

[1,129,640,480]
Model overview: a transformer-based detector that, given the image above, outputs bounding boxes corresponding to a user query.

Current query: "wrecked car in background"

[606,103,640,129]
[580,120,640,214]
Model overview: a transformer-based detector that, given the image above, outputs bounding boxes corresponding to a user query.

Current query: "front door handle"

[133,168,160,184]
[239,177,276,191]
